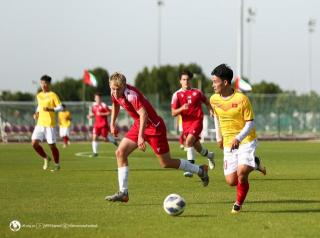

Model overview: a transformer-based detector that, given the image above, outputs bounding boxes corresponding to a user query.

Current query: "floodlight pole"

[237,0,244,79]
[308,18,316,92]
[247,7,256,81]
[157,0,164,67]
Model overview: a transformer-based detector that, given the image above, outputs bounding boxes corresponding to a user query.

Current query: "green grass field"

[1,141,320,238]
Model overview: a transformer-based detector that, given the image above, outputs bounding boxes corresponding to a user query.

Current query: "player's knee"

[32,141,38,148]
[115,148,125,159]
[237,174,248,184]
[225,177,238,186]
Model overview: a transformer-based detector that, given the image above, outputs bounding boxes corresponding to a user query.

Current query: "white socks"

[179,159,200,174]
[186,147,195,162]
[92,141,98,154]
[118,166,129,193]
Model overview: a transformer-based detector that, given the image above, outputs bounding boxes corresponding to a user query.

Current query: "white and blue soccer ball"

[163,193,186,216]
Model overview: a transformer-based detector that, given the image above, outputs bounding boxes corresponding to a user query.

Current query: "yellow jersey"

[210,91,256,148]
[58,111,71,128]
[36,91,61,127]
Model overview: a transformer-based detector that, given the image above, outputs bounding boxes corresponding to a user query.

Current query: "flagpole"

[82,71,86,125]
[83,81,86,102]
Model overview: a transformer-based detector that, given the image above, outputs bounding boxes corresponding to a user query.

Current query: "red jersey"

[92,102,110,127]
[171,88,207,122]
[112,84,161,128]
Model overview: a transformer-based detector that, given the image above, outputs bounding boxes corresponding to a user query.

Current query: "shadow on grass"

[180,214,213,218]
[246,208,320,213]
[252,178,320,181]
[246,199,320,204]
[67,168,167,172]
[186,199,320,206]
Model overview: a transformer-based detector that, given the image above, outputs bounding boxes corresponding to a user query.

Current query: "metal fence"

[1,93,320,142]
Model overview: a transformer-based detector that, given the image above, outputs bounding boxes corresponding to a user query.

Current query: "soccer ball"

[163,194,186,216]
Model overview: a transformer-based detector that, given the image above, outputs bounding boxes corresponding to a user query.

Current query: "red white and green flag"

[83,70,97,87]
[234,75,252,92]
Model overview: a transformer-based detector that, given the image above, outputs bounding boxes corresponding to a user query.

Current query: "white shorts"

[31,126,57,144]
[59,127,70,137]
[223,139,257,175]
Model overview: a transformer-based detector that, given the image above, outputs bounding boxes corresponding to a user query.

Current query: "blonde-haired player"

[210,64,266,213]
[105,72,209,202]
[58,104,72,148]
[31,75,62,171]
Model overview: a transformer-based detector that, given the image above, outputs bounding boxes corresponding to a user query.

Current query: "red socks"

[33,145,47,158]
[236,181,249,206]
[63,136,68,145]
[51,146,60,164]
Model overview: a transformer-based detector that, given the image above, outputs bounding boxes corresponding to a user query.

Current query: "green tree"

[135,63,212,104]
[252,80,283,94]
[49,67,110,101]
[0,91,34,101]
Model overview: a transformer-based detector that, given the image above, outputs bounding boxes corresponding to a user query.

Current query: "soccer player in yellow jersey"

[31,75,63,171]
[210,64,266,213]
[58,104,72,148]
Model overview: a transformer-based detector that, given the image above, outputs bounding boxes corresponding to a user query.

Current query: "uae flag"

[234,75,252,92]
[83,70,98,87]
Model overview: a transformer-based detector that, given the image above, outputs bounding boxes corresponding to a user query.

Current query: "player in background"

[105,72,209,203]
[171,70,216,178]
[87,92,118,157]
[31,75,62,171]
[58,104,72,148]
[210,64,266,214]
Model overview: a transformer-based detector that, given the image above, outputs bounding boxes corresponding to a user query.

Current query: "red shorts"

[125,118,169,155]
[182,119,203,141]
[93,126,108,137]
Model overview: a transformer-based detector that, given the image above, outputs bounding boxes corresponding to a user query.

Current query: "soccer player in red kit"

[105,72,209,202]
[87,92,118,157]
[171,70,216,178]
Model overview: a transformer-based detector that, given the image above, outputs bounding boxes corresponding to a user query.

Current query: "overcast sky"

[0,0,319,94]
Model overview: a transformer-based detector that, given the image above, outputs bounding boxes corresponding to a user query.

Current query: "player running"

[105,72,209,203]
[171,70,216,177]
[210,64,266,213]
[58,104,72,148]
[31,75,62,171]
[87,92,118,157]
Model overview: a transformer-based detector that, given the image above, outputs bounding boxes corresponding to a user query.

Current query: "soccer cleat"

[105,191,129,203]
[231,203,241,214]
[112,140,119,147]
[198,164,209,187]
[50,164,60,172]
[183,171,193,178]
[43,157,51,170]
[207,152,215,170]
[255,156,266,175]
[90,153,98,158]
